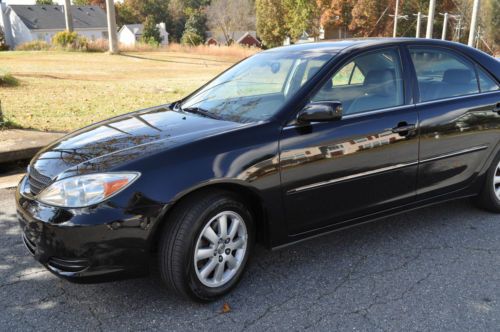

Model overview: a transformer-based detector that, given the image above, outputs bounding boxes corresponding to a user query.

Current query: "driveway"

[0,187,499,331]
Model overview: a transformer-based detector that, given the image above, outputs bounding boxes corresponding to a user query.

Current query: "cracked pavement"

[0,187,499,331]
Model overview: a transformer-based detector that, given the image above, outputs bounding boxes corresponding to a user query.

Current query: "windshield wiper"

[181,106,222,120]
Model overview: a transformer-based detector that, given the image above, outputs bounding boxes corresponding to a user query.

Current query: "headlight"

[37,172,140,208]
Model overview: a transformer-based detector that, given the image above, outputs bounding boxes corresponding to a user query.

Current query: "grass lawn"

[0,51,241,132]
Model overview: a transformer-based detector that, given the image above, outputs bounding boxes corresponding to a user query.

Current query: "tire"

[474,153,500,213]
[158,189,255,302]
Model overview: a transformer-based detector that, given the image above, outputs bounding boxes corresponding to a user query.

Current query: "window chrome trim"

[342,104,414,120]
[420,145,489,164]
[287,145,489,195]
[415,90,500,107]
[287,161,418,195]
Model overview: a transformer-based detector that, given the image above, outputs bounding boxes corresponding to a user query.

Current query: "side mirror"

[297,101,343,123]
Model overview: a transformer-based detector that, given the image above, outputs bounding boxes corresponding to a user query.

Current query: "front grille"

[22,233,36,256]
[28,167,52,196]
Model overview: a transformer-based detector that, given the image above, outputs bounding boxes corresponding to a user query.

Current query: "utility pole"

[413,12,427,38]
[475,26,481,48]
[453,15,463,41]
[105,0,119,54]
[426,0,436,38]
[440,13,449,40]
[390,1,408,38]
[468,0,480,47]
[63,0,73,32]
[393,0,400,38]
[416,12,422,38]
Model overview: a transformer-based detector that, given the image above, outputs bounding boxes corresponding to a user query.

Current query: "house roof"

[122,24,144,36]
[235,32,260,45]
[206,31,257,44]
[120,24,169,36]
[9,5,107,30]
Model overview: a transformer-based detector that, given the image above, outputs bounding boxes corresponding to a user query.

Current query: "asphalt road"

[0,187,499,331]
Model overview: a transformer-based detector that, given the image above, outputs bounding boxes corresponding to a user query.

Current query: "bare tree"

[207,0,255,45]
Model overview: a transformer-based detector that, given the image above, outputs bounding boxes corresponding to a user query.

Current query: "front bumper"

[16,176,163,283]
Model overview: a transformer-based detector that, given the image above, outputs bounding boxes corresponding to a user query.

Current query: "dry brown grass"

[0,49,250,132]
[165,43,259,58]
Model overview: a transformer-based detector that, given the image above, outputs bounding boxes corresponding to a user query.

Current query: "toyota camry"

[16,38,500,301]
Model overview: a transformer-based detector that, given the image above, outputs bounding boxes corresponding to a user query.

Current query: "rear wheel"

[474,154,500,213]
[158,190,255,301]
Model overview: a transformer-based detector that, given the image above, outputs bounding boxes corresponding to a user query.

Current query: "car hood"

[30,105,243,180]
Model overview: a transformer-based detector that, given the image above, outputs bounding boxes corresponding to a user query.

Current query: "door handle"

[392,122,416,135]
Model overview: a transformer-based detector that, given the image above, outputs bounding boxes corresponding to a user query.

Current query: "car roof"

[265,38,500,81]
[266,38,464,53]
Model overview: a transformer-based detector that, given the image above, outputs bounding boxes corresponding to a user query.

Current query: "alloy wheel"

[194,211,248,288]
[494,161,500,200]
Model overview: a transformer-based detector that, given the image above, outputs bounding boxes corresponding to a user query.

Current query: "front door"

[280,47,419,235]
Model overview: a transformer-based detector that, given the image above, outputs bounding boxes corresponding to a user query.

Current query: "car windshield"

[180,50,336,123]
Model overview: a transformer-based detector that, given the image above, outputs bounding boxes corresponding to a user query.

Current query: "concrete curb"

[0,173,24,189]
[0,129,65,164]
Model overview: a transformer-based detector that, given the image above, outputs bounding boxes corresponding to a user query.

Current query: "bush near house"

[52,31,88,51]
[15,40,50,51]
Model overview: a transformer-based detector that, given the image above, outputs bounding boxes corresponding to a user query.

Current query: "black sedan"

[16,38,500,301]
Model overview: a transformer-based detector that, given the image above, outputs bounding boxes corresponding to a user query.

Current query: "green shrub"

[52,31,78,46]
[0,73,19,87]
[52,31,88,51]
[15,40,50,51]
[141,36,160,47]
[181,30,204,46]
[142,16,162,45]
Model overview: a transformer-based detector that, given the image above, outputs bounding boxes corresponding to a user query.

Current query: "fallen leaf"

[222,302,231,314]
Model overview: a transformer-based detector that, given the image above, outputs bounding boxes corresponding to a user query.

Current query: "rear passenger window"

[409,48,479,102]
[477,66,499,92]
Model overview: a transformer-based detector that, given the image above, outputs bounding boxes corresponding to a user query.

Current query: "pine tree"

[256,0,287,48]
[142,16,162,45]
[283,0,320,40]
[181,9,207,45]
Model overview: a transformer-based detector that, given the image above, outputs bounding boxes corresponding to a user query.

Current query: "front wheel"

[158,190,255,301]
[474,154,500,213]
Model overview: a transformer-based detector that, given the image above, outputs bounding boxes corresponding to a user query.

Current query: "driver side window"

[311,48,404,116]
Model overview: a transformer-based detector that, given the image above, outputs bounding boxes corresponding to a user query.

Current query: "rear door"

[409,46,500,198]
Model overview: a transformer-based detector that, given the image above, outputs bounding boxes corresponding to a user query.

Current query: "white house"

[205,30,260,47]
[0,3,108,48]
[118,23,169,47]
